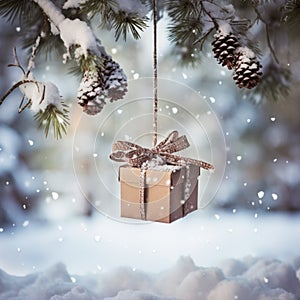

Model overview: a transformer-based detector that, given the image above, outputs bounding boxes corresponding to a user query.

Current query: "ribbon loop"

[155,130,178,149]
[154,130,190,154]
[110,130,214,170]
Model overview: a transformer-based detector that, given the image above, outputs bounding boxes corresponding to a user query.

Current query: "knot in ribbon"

[110,130,214,170]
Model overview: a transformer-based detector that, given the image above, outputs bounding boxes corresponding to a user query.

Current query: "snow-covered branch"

[33,0,99,61]
[0,43,70,139]
[33,0,65,28]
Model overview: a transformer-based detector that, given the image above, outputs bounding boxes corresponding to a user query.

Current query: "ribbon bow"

[110,130,214,170]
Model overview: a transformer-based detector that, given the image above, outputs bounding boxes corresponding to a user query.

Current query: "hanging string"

[153,0,158,147]
[139,168,146,220]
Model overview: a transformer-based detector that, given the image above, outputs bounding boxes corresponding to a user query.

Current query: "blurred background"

[1,3,300,228]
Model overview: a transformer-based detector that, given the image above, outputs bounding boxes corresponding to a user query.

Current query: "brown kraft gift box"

[119,164,200,223]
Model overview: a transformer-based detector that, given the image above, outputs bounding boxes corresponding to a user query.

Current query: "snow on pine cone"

[102,55,127,102]
[77,68,106,115]
[77,55,127,115]
[233,47,263,89]
[212,29,240,70]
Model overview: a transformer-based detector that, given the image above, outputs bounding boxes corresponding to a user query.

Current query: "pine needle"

[112,12,149,41]
[34,103,70,139]
[0,0,37,22]
[247,63,291,103]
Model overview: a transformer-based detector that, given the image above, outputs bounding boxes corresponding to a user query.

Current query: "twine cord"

[139,168,146,220]
[153,0,158,147]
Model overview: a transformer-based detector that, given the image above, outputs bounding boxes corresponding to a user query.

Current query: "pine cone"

[77,69,106,115]
[233,48,263,89]
[77,54,128,115]
[102,55,128,102]
[212,30,240,70]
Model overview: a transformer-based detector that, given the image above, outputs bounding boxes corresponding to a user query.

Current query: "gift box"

[119,164,200,223]
[110,130,213,223]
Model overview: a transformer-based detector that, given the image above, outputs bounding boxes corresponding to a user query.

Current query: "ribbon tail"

[110,152,128,163]
[163,153,214,170]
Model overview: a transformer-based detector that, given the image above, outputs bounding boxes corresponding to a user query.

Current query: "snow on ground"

[0,211,300,299]
[1,256,300,300]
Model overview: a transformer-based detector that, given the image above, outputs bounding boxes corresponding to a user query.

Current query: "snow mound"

[1,256,299,300]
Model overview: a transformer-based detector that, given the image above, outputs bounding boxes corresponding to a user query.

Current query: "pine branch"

[21,1,88,58]
[199,1,219,28]
[0,0,38,22]
[80,0,119,19]
[230,18,253,34]
[166,0,204,66]
[27,34,41,75]
[165,0,248,67]
[168,19,203,45]
[247,61,291,103]
[113,11,148,41]
[1,43,70,139]
[77,50,103,73]
[34,103,70,139]
[32,0,65,28]
[21,15,65,59]
[30,0,103,68]
[18,96,31,113]
[8,47,26,75]
[0,0,54,58]
[168,18,204,67]
[0,80,38,107]
[168,0,201,18]
[265,23,279,64]
[253,6,280,64]
[282,0,300,26]
[171,46,202,67]
[193,27,214,50]
[81,0,148,41]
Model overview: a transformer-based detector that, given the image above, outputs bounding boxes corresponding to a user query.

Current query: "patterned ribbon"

[110,130,214,170]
